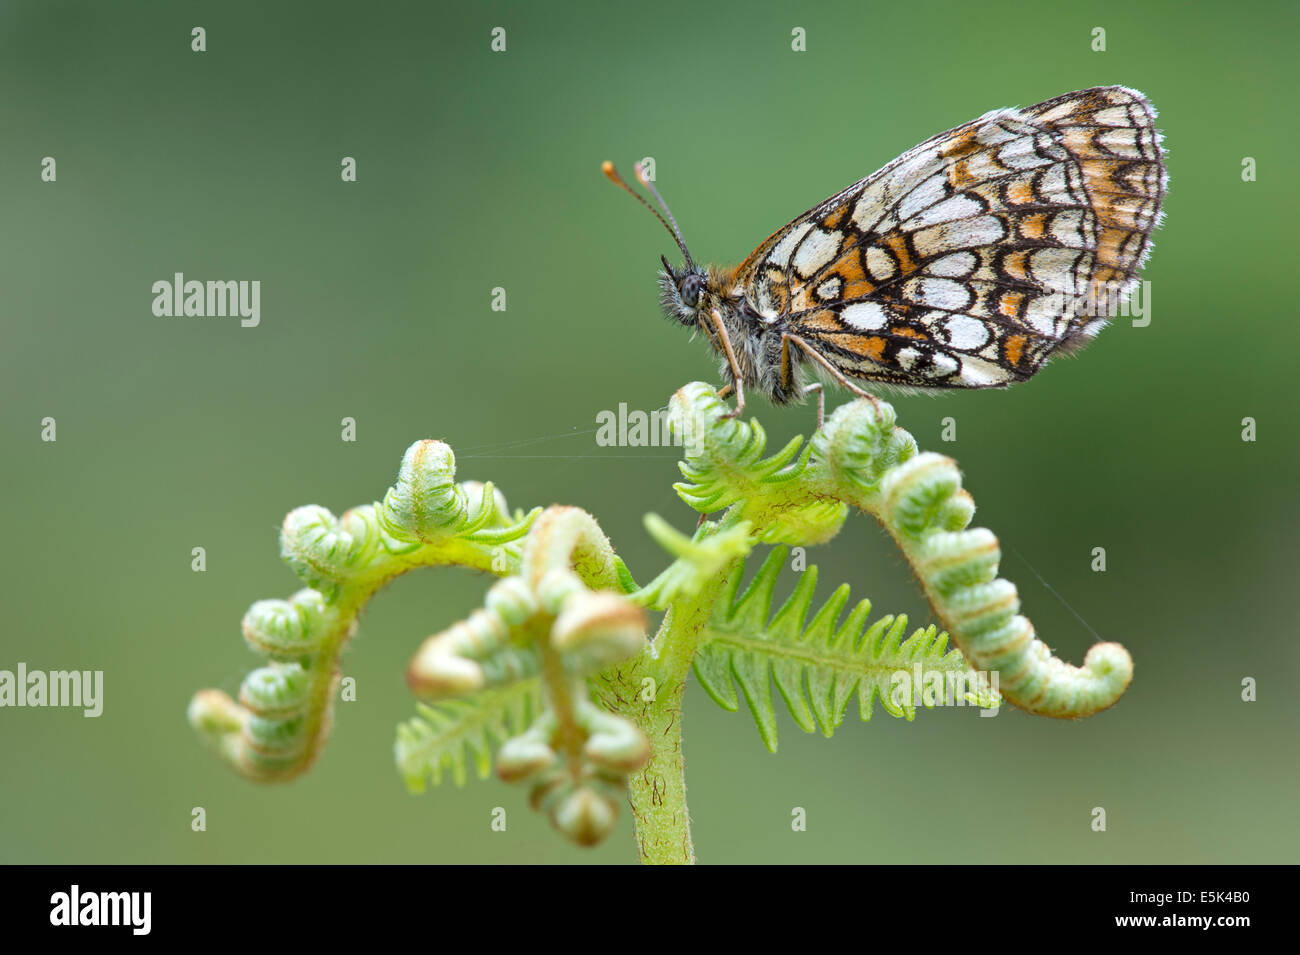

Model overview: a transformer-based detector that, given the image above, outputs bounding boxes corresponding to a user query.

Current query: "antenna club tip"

[602,158,692,265]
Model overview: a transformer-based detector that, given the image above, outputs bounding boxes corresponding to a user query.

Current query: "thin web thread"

[453,405,674,459]
[1007,542,1105,643]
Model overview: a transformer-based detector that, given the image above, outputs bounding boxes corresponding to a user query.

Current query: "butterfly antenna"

[602,160,696,269]
[633,163,695,269]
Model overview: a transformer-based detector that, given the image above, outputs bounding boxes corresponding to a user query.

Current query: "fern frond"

[631,514,753,610]
[811,399,1132,718]
[693,547,997,752]
[668,382,811,513]
[193,378,1134,861]
[669,383,844,544]
[191,440,540,783]
[395,678,544,791]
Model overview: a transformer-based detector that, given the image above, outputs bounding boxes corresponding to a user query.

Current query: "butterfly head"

[658,255,709,326]
[604,160,709,327]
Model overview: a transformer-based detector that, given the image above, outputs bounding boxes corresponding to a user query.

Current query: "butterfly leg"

[802,383,825,429]
[708,307,745,419]
[784,334,883,413]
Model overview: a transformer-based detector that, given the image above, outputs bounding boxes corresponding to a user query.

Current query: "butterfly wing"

[733,86,1167,389]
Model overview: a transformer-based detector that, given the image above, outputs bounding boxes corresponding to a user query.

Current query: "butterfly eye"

[679,274,703,308]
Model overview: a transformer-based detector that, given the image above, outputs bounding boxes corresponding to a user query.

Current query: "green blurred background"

[1,0,1296,864]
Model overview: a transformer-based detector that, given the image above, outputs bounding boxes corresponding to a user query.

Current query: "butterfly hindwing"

[732,86,1166,389]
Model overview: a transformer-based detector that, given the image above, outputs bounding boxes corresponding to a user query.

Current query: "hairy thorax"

[695,266,804,405]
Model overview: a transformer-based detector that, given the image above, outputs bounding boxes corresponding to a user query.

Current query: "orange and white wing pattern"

[734,86,1167,388]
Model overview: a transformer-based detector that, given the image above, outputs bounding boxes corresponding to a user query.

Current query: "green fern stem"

[604,561,741,864]
[612,659,696,865]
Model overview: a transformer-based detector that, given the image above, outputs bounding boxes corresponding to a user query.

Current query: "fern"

[670,386,812,513]
[396,678,543,790]
[694,547,998,751]
[191,382,1131,862]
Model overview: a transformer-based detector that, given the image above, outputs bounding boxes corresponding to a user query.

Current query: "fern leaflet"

[693,547,997,751]
[395,678,543,790]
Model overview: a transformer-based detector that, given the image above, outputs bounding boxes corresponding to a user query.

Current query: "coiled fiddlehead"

[189,440,538,782]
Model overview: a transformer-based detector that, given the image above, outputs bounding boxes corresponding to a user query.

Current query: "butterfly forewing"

[732,86,1166,389]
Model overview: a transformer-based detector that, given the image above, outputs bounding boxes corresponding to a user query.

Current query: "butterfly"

[604,86,1166,421]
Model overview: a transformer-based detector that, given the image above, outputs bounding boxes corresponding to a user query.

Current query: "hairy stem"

[600,566,736,863]
[598,652,695,865]
[627,676,693,864]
